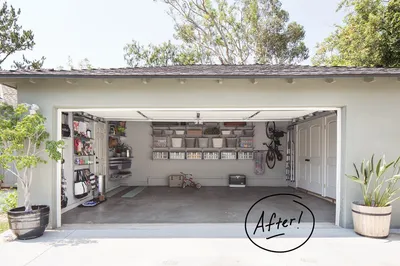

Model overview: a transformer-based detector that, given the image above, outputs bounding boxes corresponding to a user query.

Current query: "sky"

[5,0,346,69]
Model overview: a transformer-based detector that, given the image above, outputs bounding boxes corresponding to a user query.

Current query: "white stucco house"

[0,65,399,229]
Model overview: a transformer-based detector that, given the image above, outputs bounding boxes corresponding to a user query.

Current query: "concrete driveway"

[1,223,400,266]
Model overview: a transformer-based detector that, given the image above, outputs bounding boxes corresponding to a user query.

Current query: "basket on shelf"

[187,128,203,136]
[198,138,209,148]
[212,138,224,148]
[175,130,185,135]
[171,138,183,148]
[226,138,237,148]
[221,130,232,135]
[185,138,196,148]
[153,137,167,148]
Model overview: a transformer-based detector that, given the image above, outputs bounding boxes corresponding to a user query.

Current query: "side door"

[307,117,324,195]
[297,122,309,190]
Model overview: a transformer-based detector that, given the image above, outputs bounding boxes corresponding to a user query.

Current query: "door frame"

[55,107,343,227]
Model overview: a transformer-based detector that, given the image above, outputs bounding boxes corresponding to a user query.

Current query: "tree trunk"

[23,184,32,212]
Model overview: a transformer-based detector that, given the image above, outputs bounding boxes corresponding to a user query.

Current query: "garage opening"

[57,108,340,226]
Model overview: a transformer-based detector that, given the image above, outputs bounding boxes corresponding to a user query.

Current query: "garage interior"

[59,109,337,225]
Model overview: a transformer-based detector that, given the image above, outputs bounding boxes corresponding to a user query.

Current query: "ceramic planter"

[352,202,392,238]
[7,205,50,240]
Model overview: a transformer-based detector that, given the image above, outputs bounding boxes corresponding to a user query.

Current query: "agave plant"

[346,154,400,207]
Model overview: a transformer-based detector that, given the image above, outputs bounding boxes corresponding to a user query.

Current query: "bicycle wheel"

[266,122,276,139]
[276,151,283,161]
[266,149,276,169]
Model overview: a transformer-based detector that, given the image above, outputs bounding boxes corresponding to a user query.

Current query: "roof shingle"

[0,65,399,78]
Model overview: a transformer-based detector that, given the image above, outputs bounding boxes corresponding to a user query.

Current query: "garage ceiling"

[87,109,316,122]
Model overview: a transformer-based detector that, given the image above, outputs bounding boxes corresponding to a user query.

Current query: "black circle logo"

[244,193,315,253]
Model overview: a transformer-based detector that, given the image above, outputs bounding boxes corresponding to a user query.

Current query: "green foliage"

[124,0,308,66]
[0,103,64,212]
[0,1,45,69]
[0,189,17,213]
[346,154,400,207]
[312,0,400,67]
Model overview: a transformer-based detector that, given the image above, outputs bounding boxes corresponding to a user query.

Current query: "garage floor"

[62,186,335,224]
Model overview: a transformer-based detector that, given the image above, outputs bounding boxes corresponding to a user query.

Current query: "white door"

[324,115,337,199]
[308,118,324,195]
[297,122,309,190]
[94,122,107,177]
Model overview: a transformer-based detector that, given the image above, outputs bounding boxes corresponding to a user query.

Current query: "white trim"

[56,109,62,228]
[335,108,342,226]
[55,106,343,228]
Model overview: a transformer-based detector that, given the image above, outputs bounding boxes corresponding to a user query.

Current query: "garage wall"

[14,76,400,229]
[120,121,288,187]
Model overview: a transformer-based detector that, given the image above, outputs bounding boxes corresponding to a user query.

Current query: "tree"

[124,0,309,66]
[312,0,400,67]
[0,2,45,70]
[63,56,93,70]
[0,103,64,212]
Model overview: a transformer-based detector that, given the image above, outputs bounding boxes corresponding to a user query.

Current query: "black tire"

[266,149,276,169]
[266,122,275,139]
[276,151,283,161]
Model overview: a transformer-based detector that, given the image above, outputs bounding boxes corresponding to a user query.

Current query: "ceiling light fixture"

[142,78,150,84]
[104,79,113,85]
[324,78,335,84]
[285,78,295,84]
[217,79,223,84]
[250,78,258,84]
[65,78,77,85]
[363,77,375,83]
[179,79,186,84]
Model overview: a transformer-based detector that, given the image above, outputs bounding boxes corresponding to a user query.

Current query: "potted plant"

[346,154,400,238]
[0,103,64,240]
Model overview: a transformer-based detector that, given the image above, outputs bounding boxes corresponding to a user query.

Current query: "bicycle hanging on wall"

[263,122,286,169]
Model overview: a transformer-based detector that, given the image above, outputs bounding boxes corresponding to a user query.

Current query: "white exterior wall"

[13,76,400,229]
[120,121,287,187]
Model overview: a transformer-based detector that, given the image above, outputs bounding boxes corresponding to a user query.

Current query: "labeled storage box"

[203,151,219,160]
[153,151,168,160]
[186,151,202,160]
[221,151,237,160]
[238,151,254,160]
[169,175,184,187]
[169,151,185,160]
[175,130,185,135]
[229,174,246,187]
[153,137,167,148]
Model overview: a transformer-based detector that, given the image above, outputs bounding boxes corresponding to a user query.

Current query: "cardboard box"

[169,175,184,187]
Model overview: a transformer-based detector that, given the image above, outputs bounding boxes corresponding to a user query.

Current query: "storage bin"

[198,138,209,148]
[153,129,162,136]
[169,151,185,160]
[221,130,232,135]
[153,151,168,160]
[163,129,174,135]
[244,130,254,136]
[226,138,237,148]
[221,151,237,160]
[169,175,184,187]
[171,138,183,148]
[212,138,224,148]
[187,128,203,136]
[239,137,253,148]
[203,151,219,160]
[186,151,202,159]
[233,130,243,136]
[175,130,185,135]
[153,137,167,148]
[185,138,196,148]
[238,151,254,160]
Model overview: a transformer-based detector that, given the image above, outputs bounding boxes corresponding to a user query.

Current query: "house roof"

[0,65,399,79]
[0,85,17,106]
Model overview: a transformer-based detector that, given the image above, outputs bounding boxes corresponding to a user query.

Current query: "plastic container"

[244,130,254,136]
[153,129,162,136]
[153,137,167,148]
[233,130,243,136]
[169,152,185,160]
[163,130,174,135]
[198,138,209,148]
[212,138,224,148]
[185,138,196,148]
[172,138,183,148]
[187,129,202,136]
[221,130,232,135]
[175,130,185,135]
[226,138,237,148]
[203,151,219,160]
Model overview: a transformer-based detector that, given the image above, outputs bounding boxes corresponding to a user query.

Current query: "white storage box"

[170,151,185,160]
[221,130,232,135]
[175,130,185,135]
[169,175,184,187]
[212,138,224,148]
[172,138,183,147]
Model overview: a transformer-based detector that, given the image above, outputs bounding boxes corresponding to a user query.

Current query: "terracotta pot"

[352,202,392,238]
[7,205,50,240]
